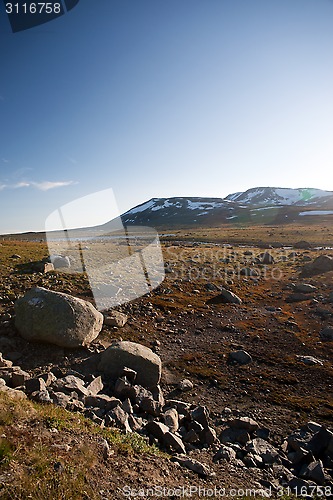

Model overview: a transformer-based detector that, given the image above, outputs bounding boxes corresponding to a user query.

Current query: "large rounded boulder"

[97,341,161,388]
[15,287,103,348]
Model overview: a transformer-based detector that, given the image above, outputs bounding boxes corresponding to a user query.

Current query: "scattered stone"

[84,395,121,411]
[240,268,259,277]
[286,293,312,303]
[146,421,169,442]
[246,438,280,464]
[300,460,326,485]
[202,426,217,445]
[260,252,275,264]
[204,283,220,291]
[107,406,132,433]
[86,376,103,396]
[49,255,70,269]
[191,406,210,430]
[25,377,47,394]
[207,287,242,305]
[300,255,333,278]
[101,439,111,460]
[15,287,103,348]
[164,432,186,454]
[11,369,30,388]
[213,445,237,462]
[104,311,128,328]
[294,241,311,249]
[114,377,132,398]
[293,283,317,293]
[0,354,13,368]
[40,372,57,386]
[229,350,252,365]
[319,327,333,341]
[33,262,54,273]
[164,400,191,413]
[173,455,212,477]
[228,417,259,432]
[220,427,250,446]
[122,367,137,383]
[54,375,89,397]
[0,378,27,400]
[183,429,200,444]
[51,391,71,408]
[296,356,323,366]
[30,390,52,404]
[121,398,133,415]
[178,379,193,391]
[164,408,179,433]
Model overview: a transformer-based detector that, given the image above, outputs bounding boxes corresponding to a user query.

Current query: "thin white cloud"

[1,180,76,191]
[31,181,76,191]
[13,182,31,188]
[1,158,9,163]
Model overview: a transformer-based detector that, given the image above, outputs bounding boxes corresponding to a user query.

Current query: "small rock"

[30,390,52,404]
[228,417,259,432]
[173,455,212,477]
[260,252,275,264]
[213,445,236,462]
[319,327,333,341]
[25,377,47,394]
[300,460,326,485]
[246,438,280,464]
[164,408,179,433]
[0,354,13,368]
[293,283,317,293]
[104,311,128,328]
[286,293,312,303]
[229,350,252,365]
[86,375,104,396]
[11,369,30,388]
[178,379,193,391]
[54,375,89,397]
[207,288,242,305]
[164,432,186,454]
[296,355,323,366]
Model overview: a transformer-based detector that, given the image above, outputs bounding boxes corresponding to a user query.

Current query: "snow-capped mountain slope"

[224,187,333,206]
[122,197,237,225]
[120,188,333,227]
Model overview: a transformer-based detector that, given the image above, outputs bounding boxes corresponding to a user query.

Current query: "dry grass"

[0,393,164,500]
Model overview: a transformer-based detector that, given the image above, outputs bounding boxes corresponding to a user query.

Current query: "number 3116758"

[6,3,61,14]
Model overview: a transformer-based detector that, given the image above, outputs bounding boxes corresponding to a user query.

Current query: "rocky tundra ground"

[0,228,333,499]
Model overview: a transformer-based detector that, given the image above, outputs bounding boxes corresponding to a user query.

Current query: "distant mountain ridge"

[224,187,333,205]
[120,187,333,227]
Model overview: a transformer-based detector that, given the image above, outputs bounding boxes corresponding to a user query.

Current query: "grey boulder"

[15,287,103,348]
[97,341,162,388]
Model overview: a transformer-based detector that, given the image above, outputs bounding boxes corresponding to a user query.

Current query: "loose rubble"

[0,347,332,494]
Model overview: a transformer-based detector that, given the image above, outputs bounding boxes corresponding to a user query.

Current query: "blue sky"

[1,0,333,233]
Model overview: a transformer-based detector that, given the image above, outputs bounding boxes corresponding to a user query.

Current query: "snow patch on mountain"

[128,199,158,214]
[187,200,225,210]
[299,210,333,216]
